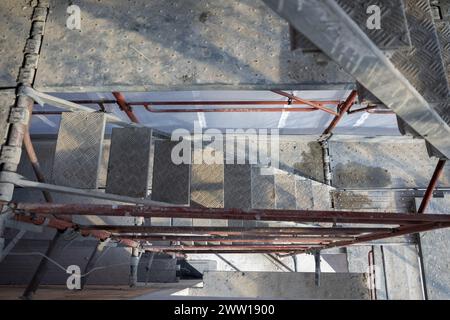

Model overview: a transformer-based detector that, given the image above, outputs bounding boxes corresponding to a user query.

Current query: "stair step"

[105,127,152,197]
[295,177,314,209]
[224,164,252,227]
[152,140,191,205]
[151,140,191,226]
[190,145,226,229]
[311,181,334,210]
[52,112,106,188]
[274,173,296,209]
[251,166,275,209]
[191,159,226,227]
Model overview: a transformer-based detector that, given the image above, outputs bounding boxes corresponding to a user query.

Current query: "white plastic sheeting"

[29,90,401,136]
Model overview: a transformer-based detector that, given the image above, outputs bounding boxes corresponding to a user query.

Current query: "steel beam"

[23,130,52,203]
[262,0,450,158]
[144,252,155,285]
[305,222,449,254]
[0,172,177,207]
[145,244,313,252]
[11,214,140,248]
[21,230,64,300]
[0,230,26,263]
[129,248,141,287]
[12,202,450,225]
[20,87,135,128]
[124,235,352,243]
[21,224,392,239]
[314,250,321,286]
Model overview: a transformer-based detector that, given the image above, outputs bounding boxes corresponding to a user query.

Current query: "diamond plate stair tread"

[251,167,276,227]
[151,140,190,205]
[275,173,296,209]
[0,90,15,146]
[293,0,450,128]
[0,1,34,87]
[333,190,418,213]
[106,127,152,197]
[52,112,106,189]
[295,178,314,210]
[436,21,450,79]
[224,164,252,227]
[251,167,275,210]
[224,164,252,209]
[191,157,226,226]
[390,0,450,121]
[435,20,450,123]
[291,0,411,52]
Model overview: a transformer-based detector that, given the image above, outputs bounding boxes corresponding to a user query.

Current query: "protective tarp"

[29,90,401,136]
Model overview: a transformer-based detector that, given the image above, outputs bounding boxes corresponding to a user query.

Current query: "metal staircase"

[2,0,450,300]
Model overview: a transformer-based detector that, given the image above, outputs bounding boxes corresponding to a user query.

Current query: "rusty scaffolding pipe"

[347,105,394,115]
[418,159,447,213]
[145,245,312,253]
[112,92,140,123]
[13,214,140,248]
[23,133,53,203]
[33,99,340,107]
[143,106,319,113]
[22,103,66,300]
[83,225,389,236]
[322,90,358,136]
[271,90,339,116]
[32,98,342,116]
[12,203,450,225]
[126,236,354,243]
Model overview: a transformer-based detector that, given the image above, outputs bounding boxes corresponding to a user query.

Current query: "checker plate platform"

[106,127,152,197]
[52,112,106,189]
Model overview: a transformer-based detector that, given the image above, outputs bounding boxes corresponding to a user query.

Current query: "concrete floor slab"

[416,195,450,300]
[383,245,423,300]
[34,0,352,92]
[329,137,450,189]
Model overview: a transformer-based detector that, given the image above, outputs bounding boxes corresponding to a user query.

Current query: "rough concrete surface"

[0,0,33,87]
[329,137,450,188]
[34,0,352,91]
[189,271,369,299]
[416,195,450,300]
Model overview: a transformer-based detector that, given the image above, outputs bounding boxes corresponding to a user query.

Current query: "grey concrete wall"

[189,271,369,299]
[0,239,131,285]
